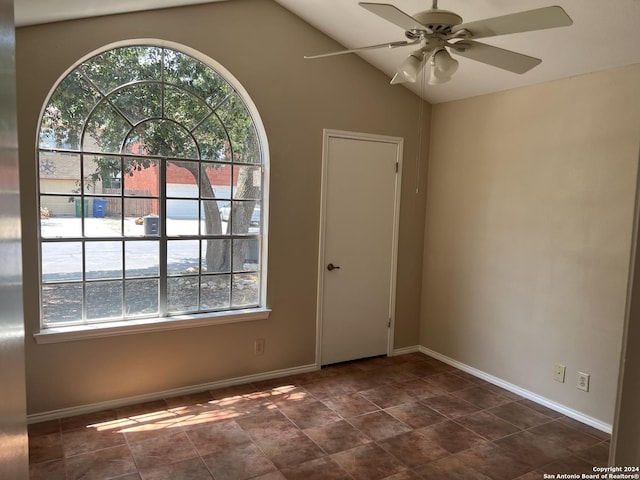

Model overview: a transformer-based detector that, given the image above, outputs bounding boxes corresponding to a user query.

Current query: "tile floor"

[28,353,611,479]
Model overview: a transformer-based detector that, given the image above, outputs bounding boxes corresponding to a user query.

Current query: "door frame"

[315,129,403,367]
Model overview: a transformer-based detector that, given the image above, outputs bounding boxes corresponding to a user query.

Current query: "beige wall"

[421,64,640,424]
[17,0,430,414]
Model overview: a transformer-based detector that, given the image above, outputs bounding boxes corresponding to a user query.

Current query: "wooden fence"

[104,188,154,217]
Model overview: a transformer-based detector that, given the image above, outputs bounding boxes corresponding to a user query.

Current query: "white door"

[318,130,402,366]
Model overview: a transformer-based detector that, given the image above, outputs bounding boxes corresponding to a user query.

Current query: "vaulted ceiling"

[14,0,640,103]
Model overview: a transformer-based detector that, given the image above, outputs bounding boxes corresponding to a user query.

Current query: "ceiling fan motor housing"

[412,9,463,33]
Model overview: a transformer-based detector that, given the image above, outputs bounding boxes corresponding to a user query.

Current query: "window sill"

[33,308,271,344]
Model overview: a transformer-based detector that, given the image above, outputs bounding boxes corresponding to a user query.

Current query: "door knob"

[327,263,340,271]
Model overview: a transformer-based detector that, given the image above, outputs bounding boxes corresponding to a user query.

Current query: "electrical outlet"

[577,372,590,392]
[254,338,265,356]
[553,364,566,383]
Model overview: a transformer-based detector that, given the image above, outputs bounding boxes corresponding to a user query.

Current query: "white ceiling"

[14,0,640,104]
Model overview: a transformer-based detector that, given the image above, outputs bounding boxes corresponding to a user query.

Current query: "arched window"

[37,43,268,330]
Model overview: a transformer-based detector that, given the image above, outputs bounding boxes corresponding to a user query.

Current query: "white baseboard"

[27,363,319,425]
[418,346,612,434]
[392,345,421,356]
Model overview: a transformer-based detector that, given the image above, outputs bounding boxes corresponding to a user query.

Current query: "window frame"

[34,39,270,344]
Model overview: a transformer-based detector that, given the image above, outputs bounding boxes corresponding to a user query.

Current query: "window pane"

[216,94,260,164]
[164,86,209,130]
[167,161,199,198]
[42,283,83,324]
[231,201,260,235]
[84,208,121,237]
[125,279,159,317]
[81,46,162,94]
[167,276,199,313]
[41,242,82,282]
[193,115,231,162]
[85,155,122,193]
[111,83,162,125]
[201,275,230,310]
[84,101,132,153]
[201,239,231,274]
[123,157,159,195]
[125,241,159,278]
[234,166,261,200]
[232,273,259,308]
[168,240,200,275]
[204,164,232,200]
[40,196,82,238]
[40,71,102,151]
[162,51,232,107]
[86,241,122,280]
[233,238,260,273]
[201,200,228,236]
[86,281,123,320]
[123,120,197,159]
[124,201,159,237]
[167,201,199,235]
[39,152,81,194]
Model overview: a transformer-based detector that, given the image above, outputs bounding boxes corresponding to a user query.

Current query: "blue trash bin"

[93,198,106,218]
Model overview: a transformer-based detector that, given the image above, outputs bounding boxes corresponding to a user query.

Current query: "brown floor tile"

[516,399,564,419]
[255,430,325,469]
[482,384,524,401]
[489,402,553,430]
[415,455,493,480]
[321,393,380,418]
[494,431,568,468]
[397,378,446,399]
[418,420,487,454]
[514,472,545,480]
[538,455,594,475]
[424,372,477,392]
[129,430,199,471]
[331,443,407,480]
[456,443,533,480]
[265,385,317,407]
[201,442,277,480]
[62,424,127,456]
[557,417,611,441]
[378,430,450,467]
[237,410,300,443]
[302,376,360,399]
[28,420,60,437]
[280,456,353,480]
[117,410,183,443]
[452,386,512,409]
[385,401,446,429]
[29,459,66,480]
[186,419,252,456]
[455,410,522,441]
[141,457,213,479]
[348,411,412,441]
[60,409,119,431]
[280,399,342,429]
[213,393,276,419]
[28,431,63,464]
[359,384,416,409]
[163,391,213,408]
[252,472,287,480]
[116,401,169,419]
[573,441,610,466]
[65,444,137,480]
[421,394,481,418]
[381,472,424,480]
[528,420,602,453]
[304,419,372,454]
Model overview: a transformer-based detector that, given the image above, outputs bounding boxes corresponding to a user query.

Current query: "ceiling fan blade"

[451,6,572,39]
[359,2,429,32]
[304,40,416,59]
[450,40,541,74]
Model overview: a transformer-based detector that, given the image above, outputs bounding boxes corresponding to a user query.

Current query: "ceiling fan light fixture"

[392,50,425,84]
[428,49,458,85]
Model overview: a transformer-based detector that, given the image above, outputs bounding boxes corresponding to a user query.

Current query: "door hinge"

[388,318,391,328]
[395,162,399,173]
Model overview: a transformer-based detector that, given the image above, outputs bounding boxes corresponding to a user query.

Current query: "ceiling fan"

[304,1,573,85]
